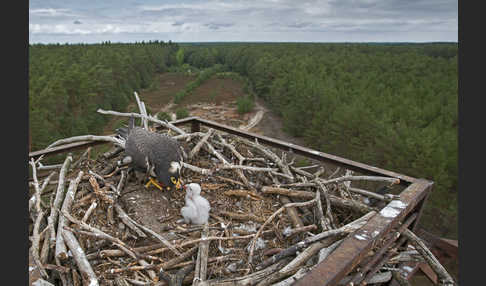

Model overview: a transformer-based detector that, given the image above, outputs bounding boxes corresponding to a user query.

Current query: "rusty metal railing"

[28,116,433,285]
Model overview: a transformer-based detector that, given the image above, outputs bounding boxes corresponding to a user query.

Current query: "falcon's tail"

[115,117,135,141]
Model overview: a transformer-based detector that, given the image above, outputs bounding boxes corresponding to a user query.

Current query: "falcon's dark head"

[156,161,182,191]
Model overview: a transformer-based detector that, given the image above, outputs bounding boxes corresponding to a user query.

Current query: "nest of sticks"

[28,96,457,286]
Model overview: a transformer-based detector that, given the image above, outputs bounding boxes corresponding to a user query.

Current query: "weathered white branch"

[189,129,214,159]
[194,224,210,285]
[47,155,72,250]
[62,229,99,286]
[402,229,456,286]
[320,175,400,186]
[248,199,317,264]
[114,203,147,238]
[181,162,213,175]
[97,109,186,135]
[46,135,125,149]
[81,201,97,223]
[56,170,84,261]
[134,91,149,130]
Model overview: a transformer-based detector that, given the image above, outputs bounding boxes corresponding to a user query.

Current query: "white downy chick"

[181,183,211,225]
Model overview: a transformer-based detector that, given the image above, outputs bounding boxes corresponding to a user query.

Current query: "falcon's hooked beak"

[172,177,183,190]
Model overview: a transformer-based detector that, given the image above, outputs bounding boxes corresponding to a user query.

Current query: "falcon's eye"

[170,177,177,184]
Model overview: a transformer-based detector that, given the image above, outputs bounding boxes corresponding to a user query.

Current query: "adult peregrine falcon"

[116,117,183,191]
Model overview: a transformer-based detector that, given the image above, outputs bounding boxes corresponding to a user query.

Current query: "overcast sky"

[29,0,458,44]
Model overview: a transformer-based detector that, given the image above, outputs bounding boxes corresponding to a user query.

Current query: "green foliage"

[173,64,225,103]
[176,48,185,66]
[182,42,458,237]
[156,111,171,121]
[175,108,189,119]
[236,96,254,114]
[29,41,178,150]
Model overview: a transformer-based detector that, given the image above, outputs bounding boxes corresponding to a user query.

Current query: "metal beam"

[293,179,433,286]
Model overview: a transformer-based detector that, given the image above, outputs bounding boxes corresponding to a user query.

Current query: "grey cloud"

[29,0,457,43]
[204,23,234,30]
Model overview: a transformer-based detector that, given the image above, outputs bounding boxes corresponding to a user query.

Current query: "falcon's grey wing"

[125,127,155,171]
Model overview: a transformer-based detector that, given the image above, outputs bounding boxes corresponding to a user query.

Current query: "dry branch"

[197,258,292,286]
[238,138,294,181]
[47,155,72,252]
[189,129,215,159]
[223,190,263,201]
[47,135,124,149]
[114,203,147,238]
[248,199,317,264]
[279,196,303,228]
[182,162,213,175]
[56,170,84,261]
[219,211,265,223]
[320,175,400,186]
[97,108,186,135]
[261,186,374,214]
[81,201,97,223]
[62,212,140,260]
[315,180,335,229]
[117,211,181,256]
[62,229,99,286]
[31,210,48,278]
[283,225,317,238]
[194,224,210,284]
[402,229,456,286]
[134,91,149,130]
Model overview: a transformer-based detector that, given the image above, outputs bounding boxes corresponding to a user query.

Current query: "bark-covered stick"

[194,224,210,284]
[62,212,139,260]
[120,211,182,256]
[196,258,292,286]
[238,138,294,180]
[114,203,147,238]
[189,129,214,159]
[110,246,198,274]
[248,199,317,265]
[47,155,72,250]
[314,188,328,231]
[256,211,375,270]
[279,241,330,275]
[283,225,317,238]
[219,211,265,223]
[81,201,97,223]
[97,109,186,135]
[46,135,124,149]
[133,91,149,130]
[138,259,157,281]
[56,170,84,261]
[182,162,213,175]
[29,158,43,215]
[62,229,99,286]
[70,147,92,171]
[261,186,374,214]
[315,180,335,228]
[215,133,245,165]
[31,210,49,278]
[279,196,304,228]
[320,175,400,186]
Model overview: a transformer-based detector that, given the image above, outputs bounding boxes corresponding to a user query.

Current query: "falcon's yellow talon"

[146,177,163,191]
